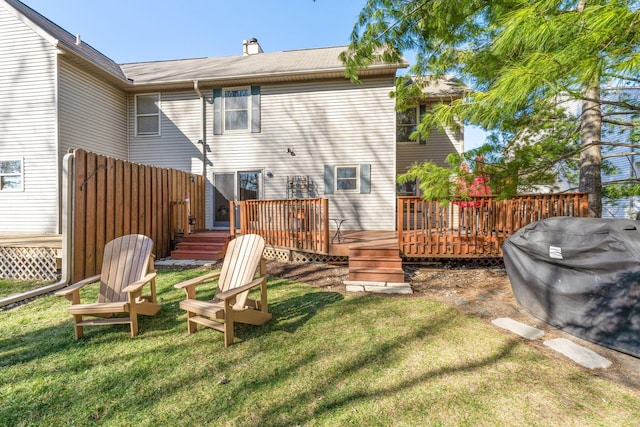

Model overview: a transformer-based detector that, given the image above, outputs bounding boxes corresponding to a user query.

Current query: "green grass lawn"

[0,278,53,299]
[1,268,639,426]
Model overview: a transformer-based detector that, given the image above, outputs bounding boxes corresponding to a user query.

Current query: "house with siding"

[0,0,464,235]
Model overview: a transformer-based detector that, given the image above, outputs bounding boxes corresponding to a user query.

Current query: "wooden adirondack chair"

[55,234,160,339]
[174,234,271,347]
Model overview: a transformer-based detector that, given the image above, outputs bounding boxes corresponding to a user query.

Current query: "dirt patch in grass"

[266,259,640,392]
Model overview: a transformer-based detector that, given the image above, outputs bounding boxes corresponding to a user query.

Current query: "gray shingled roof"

[121,46,405,87]
[3,0,127,82]
[410,75,470,98]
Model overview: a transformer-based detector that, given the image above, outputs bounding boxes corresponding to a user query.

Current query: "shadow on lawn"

[240,296,521,426]
[0,276,340,368]
[267,291,344,334]
[2,281,527,425]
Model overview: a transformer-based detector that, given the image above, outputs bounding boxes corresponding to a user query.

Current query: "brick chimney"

[242,38,263,56]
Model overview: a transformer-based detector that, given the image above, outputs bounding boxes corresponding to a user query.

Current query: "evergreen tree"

[342,0,640,217]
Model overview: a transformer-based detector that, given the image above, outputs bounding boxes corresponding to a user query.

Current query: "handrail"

[398,193,589,258]
[232,198,330,254]
[170,201,190,240]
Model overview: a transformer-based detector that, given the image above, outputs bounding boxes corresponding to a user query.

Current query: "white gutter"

[0,152,73,307]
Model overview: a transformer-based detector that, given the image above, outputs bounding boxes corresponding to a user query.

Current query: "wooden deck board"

[0,234,63,248]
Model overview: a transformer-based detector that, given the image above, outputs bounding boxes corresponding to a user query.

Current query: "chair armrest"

[122,272,157,294]
[54,274,101,297]
[216,275,266,302]
[174,271,221,290]
[174,271,222,300]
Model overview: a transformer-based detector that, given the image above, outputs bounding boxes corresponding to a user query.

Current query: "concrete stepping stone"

[492,317,545,340]
[544,338,612,369]
[344,281,413,294]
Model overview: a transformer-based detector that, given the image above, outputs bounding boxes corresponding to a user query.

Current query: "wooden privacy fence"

[231,198,330,254]
[71,149,204,282]
[398,193,589,258]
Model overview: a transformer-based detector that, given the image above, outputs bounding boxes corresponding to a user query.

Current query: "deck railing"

[398,193,589,258]
[231,198,330,254]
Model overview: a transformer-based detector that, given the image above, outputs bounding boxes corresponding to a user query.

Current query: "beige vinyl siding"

[58,58,127,161]
[127,78,398,230]
[128,91,203,173]
[0,6,58,233]
[207,77,398,231]
[396,127,463,176]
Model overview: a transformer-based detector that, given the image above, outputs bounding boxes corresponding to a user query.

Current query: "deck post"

[322,198,329,254]
[229,201,236,236]
[397,198,404,254]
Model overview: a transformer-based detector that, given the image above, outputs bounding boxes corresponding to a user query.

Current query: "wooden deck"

[0,234,62,248]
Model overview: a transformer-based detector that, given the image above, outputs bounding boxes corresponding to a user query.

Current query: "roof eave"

[125,63,405,92]
[56,46,131,87]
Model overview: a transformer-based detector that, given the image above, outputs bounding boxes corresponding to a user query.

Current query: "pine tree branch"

[602,118,638,127]
[602,178,640,186]
[582,96,640,112]
[599,141,640,149]
[602,152,639,160]
[603,74,640,84]
[374,0,435,42]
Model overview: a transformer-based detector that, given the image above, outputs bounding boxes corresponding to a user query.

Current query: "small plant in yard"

[1,268,639,426]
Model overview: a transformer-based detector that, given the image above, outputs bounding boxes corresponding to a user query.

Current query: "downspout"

[194,80,206,166]
[0,152,73,307]
[194,80,207,227]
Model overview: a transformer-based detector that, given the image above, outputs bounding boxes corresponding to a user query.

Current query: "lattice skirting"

[291,251,347,264]
[262,246,347,264]
[0,246,60,281]
[402,256,505,268]
[263,245,504,267]
[263,246,292,262]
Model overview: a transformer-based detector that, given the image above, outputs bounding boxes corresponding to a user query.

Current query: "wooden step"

[348,267,406,283]
[170,249,225,261]
[348,256,402,269]
[349,246,399,258]
[347,244,404,283]
[175,241,226,251]
[182,232,229,243]
[171,231,231,261]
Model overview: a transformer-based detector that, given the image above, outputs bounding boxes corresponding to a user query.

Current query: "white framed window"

[396,105,426,144]
[135,93,160,136]
[335,165,360,192]
[223,87,250,132]
[0,158,24,191]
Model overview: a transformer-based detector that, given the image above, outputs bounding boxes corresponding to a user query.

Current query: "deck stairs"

[348,245,405,283]
[170,231,231,261]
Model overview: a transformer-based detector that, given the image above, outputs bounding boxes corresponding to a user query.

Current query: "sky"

[20,0,486,150]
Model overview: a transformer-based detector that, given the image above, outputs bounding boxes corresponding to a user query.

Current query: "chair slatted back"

[217,234,265,309]
[98,235,154,303]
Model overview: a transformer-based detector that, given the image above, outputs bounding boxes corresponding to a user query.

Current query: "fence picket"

[71,149,204,282]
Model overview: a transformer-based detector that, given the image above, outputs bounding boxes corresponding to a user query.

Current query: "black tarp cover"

[503,217,640,358]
